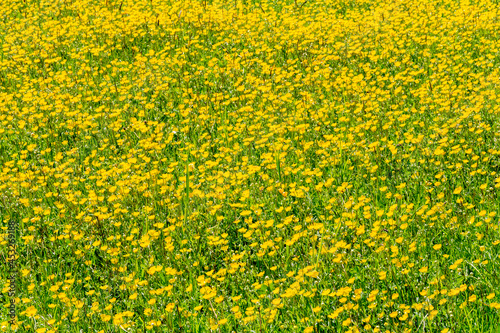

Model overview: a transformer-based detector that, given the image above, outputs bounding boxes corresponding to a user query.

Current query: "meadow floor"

[1,0,500,332]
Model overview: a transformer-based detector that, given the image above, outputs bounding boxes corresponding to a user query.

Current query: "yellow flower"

[240,210,252,216]
[200,286,217,299]
[166,303,176,312]
[100,314,111,322]
[272,298,281,306]
[25,306,37,317]
[342,318,351,326]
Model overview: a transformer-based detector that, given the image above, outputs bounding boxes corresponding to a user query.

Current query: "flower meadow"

[1,0,500,331]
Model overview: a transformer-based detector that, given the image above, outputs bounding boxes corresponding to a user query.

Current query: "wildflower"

[25,306,37,317]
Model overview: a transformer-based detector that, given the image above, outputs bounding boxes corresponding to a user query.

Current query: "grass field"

[1,0,500,331]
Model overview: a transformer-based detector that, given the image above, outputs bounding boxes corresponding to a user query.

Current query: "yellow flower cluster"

[0,0,500,331]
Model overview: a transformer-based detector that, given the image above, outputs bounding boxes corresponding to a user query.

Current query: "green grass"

[1,0,500,332]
